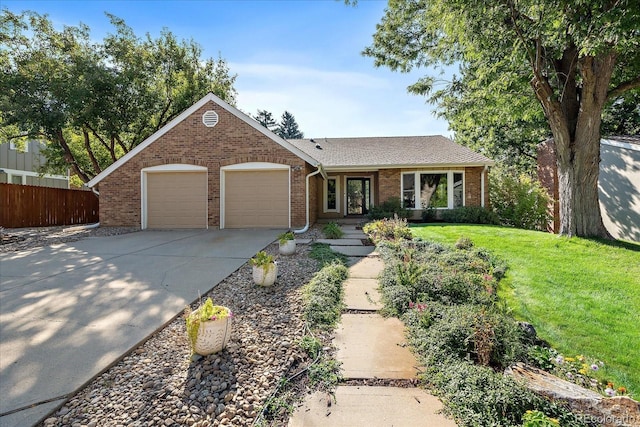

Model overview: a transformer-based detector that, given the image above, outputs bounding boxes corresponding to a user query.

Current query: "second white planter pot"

[278,239,296,255]
[252,263,278,286]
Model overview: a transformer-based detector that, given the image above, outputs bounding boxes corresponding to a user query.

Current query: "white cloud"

[232,62,452,139]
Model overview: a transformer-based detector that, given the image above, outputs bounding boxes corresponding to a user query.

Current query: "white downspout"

[481,165,488,207]
[294,167,322,234]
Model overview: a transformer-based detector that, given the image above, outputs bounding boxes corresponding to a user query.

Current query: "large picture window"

[401,171,464,209]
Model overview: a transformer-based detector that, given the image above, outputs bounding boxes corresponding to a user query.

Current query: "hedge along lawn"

[411,224,640,396]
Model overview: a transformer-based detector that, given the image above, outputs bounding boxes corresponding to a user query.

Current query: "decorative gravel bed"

[35,227,325,427]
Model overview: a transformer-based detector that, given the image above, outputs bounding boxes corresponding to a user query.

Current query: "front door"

[346,178,370,215]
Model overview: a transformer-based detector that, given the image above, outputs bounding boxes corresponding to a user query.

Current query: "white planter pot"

[252,263,277,286]
[278,239,296,255]
[193,315,232,356]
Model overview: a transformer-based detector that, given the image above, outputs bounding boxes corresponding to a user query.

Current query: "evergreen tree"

[276,111,304,139]
[253,110,277,132]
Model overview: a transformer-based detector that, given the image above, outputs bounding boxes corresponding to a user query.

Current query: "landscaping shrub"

[309,243,348,267]
[367,197,410,220]
[363,216,413,245]
[302,261,348,328]
[377,241,503,313]
[425,360,584,427]
[440,206,500,225]
[421,206,436,222]
[455,236,474,250]
[376,236,587,426]
[404,303,526,369]
[490,167,552,231]
[322,222,344,239]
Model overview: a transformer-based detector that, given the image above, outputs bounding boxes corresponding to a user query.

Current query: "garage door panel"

[147,172,207,229]
[224,170,289,228]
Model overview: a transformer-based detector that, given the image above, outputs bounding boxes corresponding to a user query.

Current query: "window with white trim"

[324,177,339,212]
[401,171,464,209]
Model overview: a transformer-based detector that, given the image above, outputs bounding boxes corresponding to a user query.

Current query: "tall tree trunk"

[532,51,614,238]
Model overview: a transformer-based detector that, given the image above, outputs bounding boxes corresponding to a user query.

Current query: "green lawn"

[412,224,640,396]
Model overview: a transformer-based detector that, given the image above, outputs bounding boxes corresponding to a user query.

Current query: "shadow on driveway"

[0,229,279,427]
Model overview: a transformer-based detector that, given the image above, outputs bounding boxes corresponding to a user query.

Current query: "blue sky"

[2,0,452,138]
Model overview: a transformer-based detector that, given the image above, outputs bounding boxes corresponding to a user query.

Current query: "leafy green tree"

[601,90,640,136]
[362,0,640,238]
[276,111,304,139]
[0,11,237,183]
[253,110,277,132]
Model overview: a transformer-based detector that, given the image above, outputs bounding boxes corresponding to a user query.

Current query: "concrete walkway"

[323,225,377,258]
[0,229,280,427]
[290,228,457,426]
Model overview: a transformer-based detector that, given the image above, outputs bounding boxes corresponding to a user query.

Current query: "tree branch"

[114,134,129,153]
[607,75,640,100]
[83,128,103,175]
[86,124,117,161]
[55,130,91,183]
[155,98,173,131]
[505,0,536,69]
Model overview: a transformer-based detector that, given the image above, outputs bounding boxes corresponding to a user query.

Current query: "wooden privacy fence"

[0,183,99,228]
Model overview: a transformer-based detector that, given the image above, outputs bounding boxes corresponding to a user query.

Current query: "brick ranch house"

[87,93,493,230]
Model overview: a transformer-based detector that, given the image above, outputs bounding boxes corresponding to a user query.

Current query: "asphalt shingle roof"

[287,136,494,168]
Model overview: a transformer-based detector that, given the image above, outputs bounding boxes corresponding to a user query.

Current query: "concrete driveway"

[0,229,280,427]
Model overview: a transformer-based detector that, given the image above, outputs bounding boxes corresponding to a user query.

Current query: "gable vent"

[202,110,219,127]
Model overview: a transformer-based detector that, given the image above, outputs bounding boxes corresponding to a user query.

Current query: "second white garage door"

[146,171,208,228]
[224,170,289,228]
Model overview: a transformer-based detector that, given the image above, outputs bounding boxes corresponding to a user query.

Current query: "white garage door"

[224,170,289,228]
[146,171,207,228]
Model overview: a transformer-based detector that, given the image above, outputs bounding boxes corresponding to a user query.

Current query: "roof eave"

[323,161,495,172]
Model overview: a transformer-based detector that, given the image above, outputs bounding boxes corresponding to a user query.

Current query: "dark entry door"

[346,178,371,215]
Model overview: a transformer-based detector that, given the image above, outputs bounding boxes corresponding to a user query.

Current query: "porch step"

[316,238,363,246]
[330,246,375,257]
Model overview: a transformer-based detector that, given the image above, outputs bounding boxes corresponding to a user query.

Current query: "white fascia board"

[87,92,320,188]
[324,161,494,172]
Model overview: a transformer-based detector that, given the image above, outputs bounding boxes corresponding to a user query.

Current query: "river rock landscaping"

[35,227,325,427]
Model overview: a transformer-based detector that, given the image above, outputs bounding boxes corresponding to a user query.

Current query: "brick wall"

[99,101,311,228]
[378,169,400,204]
[464,167,489,207]
[536,140,560,233]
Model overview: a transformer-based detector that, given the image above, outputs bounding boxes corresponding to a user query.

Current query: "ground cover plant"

[411,224,640,396]
[256,248,347,425]
[372,232,585,426]
[322,222,344,239]
[309,242,348,267]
